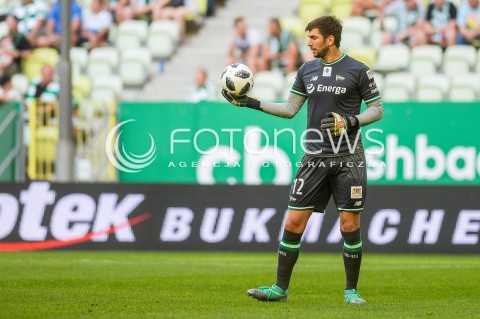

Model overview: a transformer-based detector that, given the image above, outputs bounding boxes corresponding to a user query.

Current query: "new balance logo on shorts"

[353,201,362,207]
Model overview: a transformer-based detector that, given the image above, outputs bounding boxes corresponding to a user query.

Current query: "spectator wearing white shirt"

[227,17,262,73]
[80,0,112,49]
[457,0,480,45]
[186,68,216,103]
[11,0,48,46]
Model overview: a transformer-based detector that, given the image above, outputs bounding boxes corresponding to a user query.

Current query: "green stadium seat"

[11,73,29,97]
[347,45,377,67]
[254,71,285,96]
[341,32,365,52]
[119,48,152,86]
[442,45,476,76]
[331,2,353,21]
[384,72,416,97]
[449,74,480,101]
[115,20,148,50]
[409,45,443,77]
[343,16,371,41]
[87,47,119,78]
[373,44,410,73]
[415,75,449,102]
[70,47,89,73]
[299,3,328,25]
[250,86,278,102]
[382,87,410,102]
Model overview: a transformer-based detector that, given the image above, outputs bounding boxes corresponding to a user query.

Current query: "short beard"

[315,46,329,59]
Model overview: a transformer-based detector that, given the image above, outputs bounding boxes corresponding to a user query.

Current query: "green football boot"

[344,289,366,304]
[247,284,288,302]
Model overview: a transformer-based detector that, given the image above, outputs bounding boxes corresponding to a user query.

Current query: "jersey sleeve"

[290,62,307,98]
[357,64,381,104]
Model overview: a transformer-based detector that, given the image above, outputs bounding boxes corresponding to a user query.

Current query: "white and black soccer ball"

[220,63,254,96]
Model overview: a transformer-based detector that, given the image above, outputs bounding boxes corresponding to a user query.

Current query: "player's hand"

[320,112,359,137]
[221,90,261,109]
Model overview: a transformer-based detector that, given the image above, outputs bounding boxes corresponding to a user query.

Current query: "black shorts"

[288,152,367,213]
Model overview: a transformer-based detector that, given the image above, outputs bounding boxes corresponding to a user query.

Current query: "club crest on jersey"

[351,186,362,199]
[323,67,332,77]
[366,69,374,79]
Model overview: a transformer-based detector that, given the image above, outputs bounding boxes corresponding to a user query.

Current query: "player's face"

[307,29,331,59]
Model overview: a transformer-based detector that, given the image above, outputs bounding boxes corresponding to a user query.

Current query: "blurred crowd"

[0,0,218,103]
[355,0,480,48]
[225,0,480,77]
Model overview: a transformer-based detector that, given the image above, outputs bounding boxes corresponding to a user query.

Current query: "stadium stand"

[119,47,152,86]
[409,45,443,76]
[86,46,119,78]
[115,19,149,50]
[373,43,411,73]
[442,45,477,76]
[383,72,416,102]
[415,74,450,102]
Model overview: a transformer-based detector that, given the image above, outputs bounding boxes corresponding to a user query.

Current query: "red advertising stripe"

[0,213,151,252]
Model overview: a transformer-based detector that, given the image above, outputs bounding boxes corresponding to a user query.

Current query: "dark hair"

[0,74,11,87]
[270,17,281,28]
[234,17,244,27]
[305,15,342,47]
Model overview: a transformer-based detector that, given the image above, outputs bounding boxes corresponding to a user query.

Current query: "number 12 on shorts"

[292,178,304,195]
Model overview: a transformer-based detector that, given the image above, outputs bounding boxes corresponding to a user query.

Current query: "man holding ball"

[221,15,384,304]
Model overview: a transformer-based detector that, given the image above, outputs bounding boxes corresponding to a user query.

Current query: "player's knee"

[340,220,359,233]
[284,219,304,233]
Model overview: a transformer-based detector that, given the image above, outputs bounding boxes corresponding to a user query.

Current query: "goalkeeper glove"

[320,112,359,137]
[221,90,261,110]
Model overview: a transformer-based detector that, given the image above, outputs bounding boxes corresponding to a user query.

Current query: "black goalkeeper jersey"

[291,54,380,157]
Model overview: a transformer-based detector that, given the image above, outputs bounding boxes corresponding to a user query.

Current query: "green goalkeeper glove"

[320,112,359,137]
[221,90,261,110]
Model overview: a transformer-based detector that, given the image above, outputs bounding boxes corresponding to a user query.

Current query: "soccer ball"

[220,63,254,96]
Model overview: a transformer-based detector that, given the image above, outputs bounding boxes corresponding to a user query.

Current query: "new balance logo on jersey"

[353,201,362,207]
[311,76,318,81]
[336,75,345,81]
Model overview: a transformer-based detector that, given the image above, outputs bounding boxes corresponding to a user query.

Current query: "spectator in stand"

[0,74,19,101]
[26,64,59,125]
[151,0,197,43]
[11,0,48,46]
[424,0,457,48]
[227,17,262,73]
[0,14,32,77]
[186,68,216,103]
[37,0,82,48]
[26,63,59,104]
[110,0,152,24]
[260,17,301,73]
[382,0,427,47]
[457,0,480,45]
[352,0,392,17]
[79,0,112,49]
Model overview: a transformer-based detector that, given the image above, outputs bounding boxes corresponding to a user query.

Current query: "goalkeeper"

[222,15,383,304]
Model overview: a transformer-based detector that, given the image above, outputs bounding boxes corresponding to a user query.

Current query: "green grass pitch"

[0,252,479,318]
